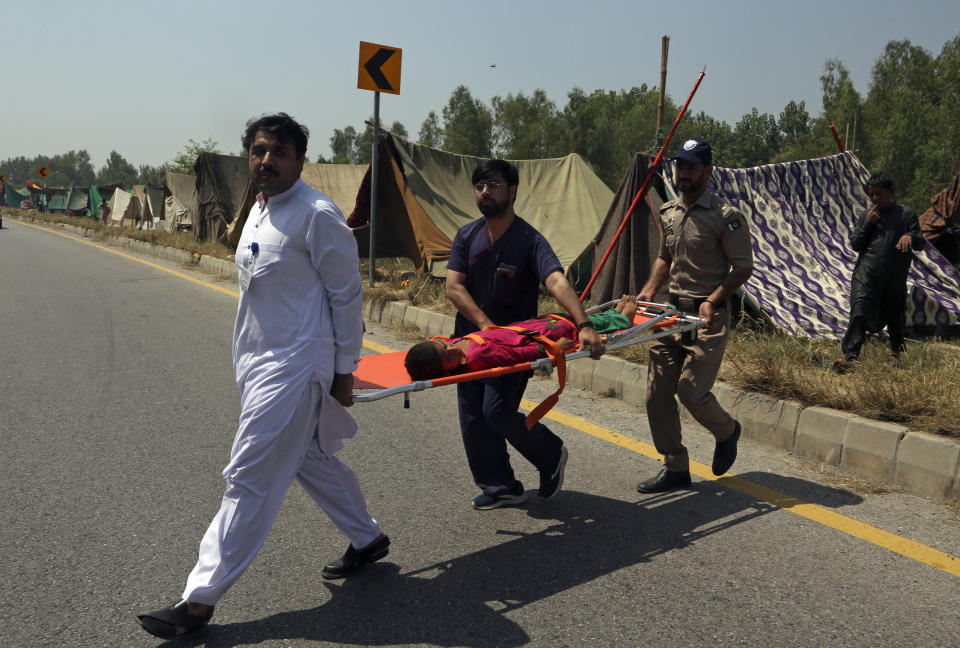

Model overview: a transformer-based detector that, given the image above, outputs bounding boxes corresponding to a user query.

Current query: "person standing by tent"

[636,137,754,493]
[445,159,605,510]
[834,173,924,372]
[137,113,388,639]
[98,200,110,225]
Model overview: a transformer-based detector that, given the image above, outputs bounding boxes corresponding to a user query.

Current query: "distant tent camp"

[654,152,960,339]
[196,153,367,246]
[350,135,615,277]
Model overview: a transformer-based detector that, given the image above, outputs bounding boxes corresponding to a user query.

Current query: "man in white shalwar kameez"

[138,113,388,640]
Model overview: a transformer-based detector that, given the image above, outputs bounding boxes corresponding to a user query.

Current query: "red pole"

[829,123,845,153]
[580,68,706,302]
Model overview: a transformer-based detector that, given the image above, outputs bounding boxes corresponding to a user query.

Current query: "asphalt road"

[2,219,959,648]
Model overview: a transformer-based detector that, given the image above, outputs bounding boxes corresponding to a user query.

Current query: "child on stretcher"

[404,295,639,380]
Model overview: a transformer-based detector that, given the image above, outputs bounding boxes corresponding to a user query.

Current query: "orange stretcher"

[353,301,703,424]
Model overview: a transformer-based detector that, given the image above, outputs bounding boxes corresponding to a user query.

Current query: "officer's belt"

[669,294,726,312]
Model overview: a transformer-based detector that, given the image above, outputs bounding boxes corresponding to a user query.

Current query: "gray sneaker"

[538,446,568,499]
[473,482,528,510]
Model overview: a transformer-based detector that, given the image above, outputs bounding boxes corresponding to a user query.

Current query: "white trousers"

[182,381,382,606]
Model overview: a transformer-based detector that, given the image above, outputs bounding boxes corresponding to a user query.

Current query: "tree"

[491,89,561,159]
[727,108,781,168]
[418,111,442,148]
[96,151,138,187]
[440,85,494,157]
[329,120,408,164]
[167,137,222,175]
[137,164,166,184]
[911,35,960,208]
[556,85,662,188]
[330,126,358,164]
[778,100,811,146]
[820,59,863,148]
[862,39,939,207]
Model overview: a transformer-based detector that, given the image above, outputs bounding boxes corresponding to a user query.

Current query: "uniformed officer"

[636,138,754,493]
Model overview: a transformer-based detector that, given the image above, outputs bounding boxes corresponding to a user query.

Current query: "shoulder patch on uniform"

[727,219,742,232]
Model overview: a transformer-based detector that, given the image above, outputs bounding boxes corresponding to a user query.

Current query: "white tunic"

[233,178,363,452]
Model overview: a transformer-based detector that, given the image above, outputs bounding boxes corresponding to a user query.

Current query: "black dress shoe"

[712,420,741,476]
[637,469,691,493]
[321,534,390,579]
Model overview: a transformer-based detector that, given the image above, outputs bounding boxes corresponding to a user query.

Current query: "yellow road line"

[20,219,960,577]
[14,220,240,298]
[527,400,960,578]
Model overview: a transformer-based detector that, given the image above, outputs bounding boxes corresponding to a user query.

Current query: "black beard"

[478,197,507,218]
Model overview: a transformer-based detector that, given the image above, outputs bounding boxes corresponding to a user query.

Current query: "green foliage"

[418,111,442,148]
[329,120,408,164]
[860,37,960,209]
[553,85,664,187]
[96,151,138,186]
[0,150,95,187]
[728,108,782,168]
[492,89,562,159]
[167,137,222,175]
[441,85,494,157]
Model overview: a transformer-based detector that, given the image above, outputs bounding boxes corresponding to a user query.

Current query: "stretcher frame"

[353,300,703,405]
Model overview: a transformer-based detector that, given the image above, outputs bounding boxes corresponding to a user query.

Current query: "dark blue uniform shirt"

[448,216,562,337]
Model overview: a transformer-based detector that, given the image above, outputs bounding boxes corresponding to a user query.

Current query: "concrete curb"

[366,298,960,504]
[17,217,959,504]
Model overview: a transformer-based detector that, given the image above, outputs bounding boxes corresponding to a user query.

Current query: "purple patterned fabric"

[665,153,960,338]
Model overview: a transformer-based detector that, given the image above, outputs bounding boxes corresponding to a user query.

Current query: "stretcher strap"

[492,325,567,430]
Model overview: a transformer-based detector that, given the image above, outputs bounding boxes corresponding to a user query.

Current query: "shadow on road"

[732,471,865,508]
[170,484,784,647]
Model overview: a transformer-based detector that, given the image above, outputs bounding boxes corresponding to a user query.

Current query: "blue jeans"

[457,371,564,495]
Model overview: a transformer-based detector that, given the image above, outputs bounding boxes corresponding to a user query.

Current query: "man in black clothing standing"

[836,173,924,370]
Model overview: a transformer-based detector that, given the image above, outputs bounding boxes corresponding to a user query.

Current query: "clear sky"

[4,0,958,170]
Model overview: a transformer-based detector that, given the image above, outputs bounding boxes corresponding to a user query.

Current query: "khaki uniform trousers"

[645,309,736,472]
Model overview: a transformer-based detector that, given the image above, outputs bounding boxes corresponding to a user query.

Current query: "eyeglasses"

[473,181,504,192]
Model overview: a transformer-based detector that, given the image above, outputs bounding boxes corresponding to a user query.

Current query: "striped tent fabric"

[665,153,960,339]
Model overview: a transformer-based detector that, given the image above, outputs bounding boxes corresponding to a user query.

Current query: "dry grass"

[14,208,959,439]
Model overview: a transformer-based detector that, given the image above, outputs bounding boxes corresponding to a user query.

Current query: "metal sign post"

[357,41,402,286]
[370,92,380,284]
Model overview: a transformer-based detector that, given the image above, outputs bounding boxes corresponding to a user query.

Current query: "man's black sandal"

[137,600,214,639]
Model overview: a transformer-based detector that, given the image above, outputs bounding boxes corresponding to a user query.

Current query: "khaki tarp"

[356,135,614,276]
[165,171,197,231]
[164,194,190,233]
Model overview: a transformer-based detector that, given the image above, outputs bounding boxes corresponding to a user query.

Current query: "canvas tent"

[3,183,29,207]
[350,135,614,277]
[107,187,139,227]
[578,152,666,302]
[651,152,960,338]
[66,186,89,214]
